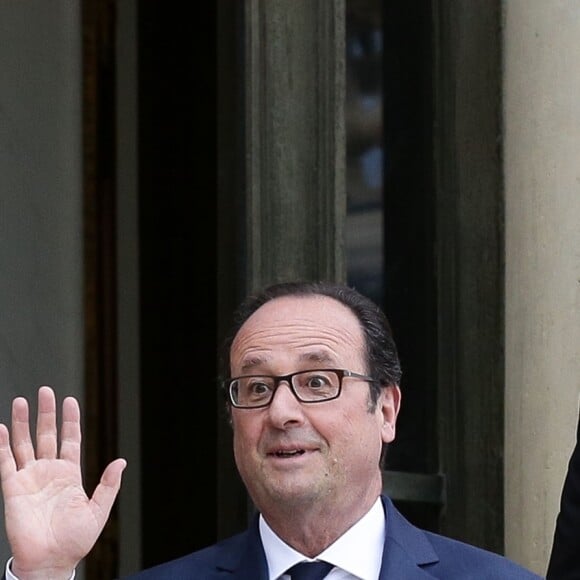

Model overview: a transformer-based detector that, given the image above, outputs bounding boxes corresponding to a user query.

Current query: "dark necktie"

[286,560,334,580]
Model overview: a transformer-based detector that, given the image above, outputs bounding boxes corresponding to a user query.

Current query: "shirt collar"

[259,496,385,580]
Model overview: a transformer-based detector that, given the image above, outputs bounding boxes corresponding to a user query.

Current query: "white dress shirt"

[5,557,75,580]
[259,496,386,580]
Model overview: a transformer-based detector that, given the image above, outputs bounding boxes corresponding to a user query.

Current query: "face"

[229,295,401,518]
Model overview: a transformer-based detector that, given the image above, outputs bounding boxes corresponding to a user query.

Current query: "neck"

[259,484,382,557]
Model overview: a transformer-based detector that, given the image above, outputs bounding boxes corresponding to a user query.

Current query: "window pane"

[345,1,437,478]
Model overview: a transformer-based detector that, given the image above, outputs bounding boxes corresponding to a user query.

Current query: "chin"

[260,478,332,508]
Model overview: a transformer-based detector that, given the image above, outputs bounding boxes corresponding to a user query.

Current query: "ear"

[378,385,401,444]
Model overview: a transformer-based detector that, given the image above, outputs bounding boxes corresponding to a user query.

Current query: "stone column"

[504,2,580,574]
[243,0,346,290]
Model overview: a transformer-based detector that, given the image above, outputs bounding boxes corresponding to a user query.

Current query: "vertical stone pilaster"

[244,0,347,291]
[504,2,580,574]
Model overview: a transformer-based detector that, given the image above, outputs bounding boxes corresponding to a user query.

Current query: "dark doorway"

[138,2,218,569]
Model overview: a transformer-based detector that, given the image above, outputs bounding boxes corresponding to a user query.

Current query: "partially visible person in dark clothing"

[547,407,580,579]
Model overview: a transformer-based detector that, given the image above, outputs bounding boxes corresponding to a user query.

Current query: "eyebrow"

[239,356,269,374]
[238,350,336,374]
[298,350,335,365]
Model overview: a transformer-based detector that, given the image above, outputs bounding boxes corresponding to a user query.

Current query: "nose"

[267,380,306,428]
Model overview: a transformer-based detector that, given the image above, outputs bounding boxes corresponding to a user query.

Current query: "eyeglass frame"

[225,368,379,409]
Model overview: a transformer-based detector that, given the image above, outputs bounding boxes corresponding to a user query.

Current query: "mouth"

[270,448,306,458]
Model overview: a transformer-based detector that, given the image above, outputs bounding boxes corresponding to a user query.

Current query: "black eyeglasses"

[226,368,378,409]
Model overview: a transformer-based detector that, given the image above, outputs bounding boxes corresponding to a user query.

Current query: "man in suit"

[546,410,580,579]
[0,281,541,579]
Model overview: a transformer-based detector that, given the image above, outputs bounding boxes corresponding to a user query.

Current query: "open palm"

[0,386,125,578]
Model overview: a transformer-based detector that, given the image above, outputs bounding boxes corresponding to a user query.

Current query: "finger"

[0,423,17,479]
[36,385,58,459]
[10,396,35,468]
[89,458,127,525]
[59,396,82,466]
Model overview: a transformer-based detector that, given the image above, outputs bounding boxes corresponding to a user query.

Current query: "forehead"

[230,295,366,372]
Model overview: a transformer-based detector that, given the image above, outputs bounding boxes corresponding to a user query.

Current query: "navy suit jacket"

[123,496,541,579]
[546,412,580,579]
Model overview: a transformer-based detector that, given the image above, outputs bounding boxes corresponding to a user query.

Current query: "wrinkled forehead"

[235,294,361,336]
[230,295,366,371]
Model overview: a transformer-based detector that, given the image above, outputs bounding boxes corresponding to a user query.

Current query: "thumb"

[89,458,127,525]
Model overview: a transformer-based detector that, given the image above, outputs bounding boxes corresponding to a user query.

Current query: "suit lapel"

[225,515,269,580]
[378,496,439,579]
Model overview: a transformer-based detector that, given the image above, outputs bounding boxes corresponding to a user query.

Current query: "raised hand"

[0,386,126,580]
